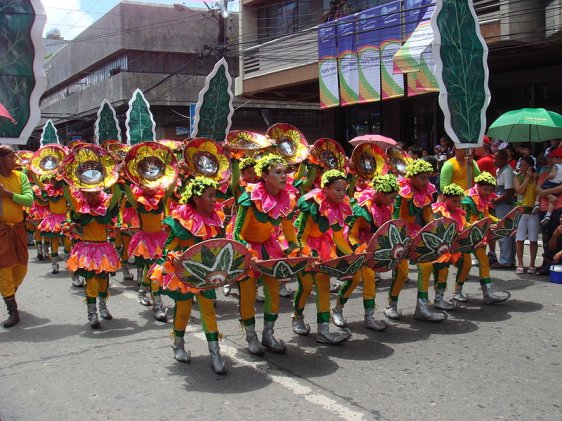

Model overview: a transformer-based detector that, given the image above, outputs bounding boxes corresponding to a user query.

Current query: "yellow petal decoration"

[30,145,68,177]
[311,138,347,172]
[184,138,231,184]
[62,145,118,191]
[266,123,309,165]
[351,142,389,180]
[226,130,273,151]
[124,142,178,190]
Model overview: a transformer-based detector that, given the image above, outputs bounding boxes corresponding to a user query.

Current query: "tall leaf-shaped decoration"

[40,119,59,146]
[432,0,490,147]
[94,99,122,145]
[125,88,156,145]
[192,58,234,142]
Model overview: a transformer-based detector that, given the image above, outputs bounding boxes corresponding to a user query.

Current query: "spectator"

[423,154,440,195]
[439,137,454,160]
[505,145,518,170]
[440,146,481,191]
[409,145,423,160]
[476,136,496,176]
[516,143,537,171]
[514,156,539,274]
[491,149,516,269]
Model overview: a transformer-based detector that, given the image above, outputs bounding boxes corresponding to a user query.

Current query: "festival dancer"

[384,159,447,322]
[0,145,33,328]
[149,176,227,373]
[454,172,511,303]
[291,169,353,343]
[331,173,401,332]
[431,183,468,311]
[233,154,300,355]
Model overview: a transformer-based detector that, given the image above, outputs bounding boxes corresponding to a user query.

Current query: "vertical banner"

[357,8,381,103]
[379,1,404,100]
[337,15,359,106]
[318,22,340,109]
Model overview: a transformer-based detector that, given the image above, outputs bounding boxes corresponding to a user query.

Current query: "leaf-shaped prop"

[253,257,314,281]
[40,119,59,146]
[0,0,47,145]
[95,99,122,145]
[432,0,490,147]
[125,88,156,145]
[192,58,234,142]
[318,254,368,281]
[488,206,524,240]
[451,218,490,254]
[367,220,410,272]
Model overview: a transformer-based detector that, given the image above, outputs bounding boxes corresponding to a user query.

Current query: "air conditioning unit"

[546,0,562,37]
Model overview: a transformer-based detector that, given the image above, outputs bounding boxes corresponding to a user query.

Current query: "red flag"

[0,102,17,124]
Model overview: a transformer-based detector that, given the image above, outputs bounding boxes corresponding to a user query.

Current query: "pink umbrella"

[350,134,397,149]
[0,102,16,124]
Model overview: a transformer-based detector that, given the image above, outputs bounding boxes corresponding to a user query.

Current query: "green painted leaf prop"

[253,257,313,281]
[94,99,122,144]
[408,218,456,263]
[40,119,59,146]
[451,217,491,254]
[488,206,524,240]
[192,58,234,142]
[318,254,368,281]
[0,0,47,145]
[367,220,411,272]
[125,88,156,145]
[432,0,490,147]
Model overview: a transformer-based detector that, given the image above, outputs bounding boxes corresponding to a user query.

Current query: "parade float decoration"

[125,88,156,145]
[94,99,122,145]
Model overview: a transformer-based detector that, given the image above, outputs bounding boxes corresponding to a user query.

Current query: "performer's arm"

[232,205,249,246]
[348,217,368,249]
[333,228,353,255]
[281,217,299,251]
[9,172,33,207]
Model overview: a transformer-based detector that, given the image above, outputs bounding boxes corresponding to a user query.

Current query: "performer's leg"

[292,271,313,335]
[120,234,133,280]
[150,261,167,322]
[196,294,227,373]
[0,265,25,327]
[97,275,112,320]
[433,262,456,311]
[453,253,472,302]
[63,237,72,255]
[172,299,192,363]
[361,267,388,330]
[316,273,350,344]
[384,259,408,319]
[137,262,152,306]
[414,262,446,322]
[50,237,60,274]
[85,276,100,328]
[238,277,263,355]
[476,247,510,304]
[261,275,285,353]
[332,269,362,327]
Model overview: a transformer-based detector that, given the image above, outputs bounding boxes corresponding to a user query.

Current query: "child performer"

[431,183,467,311]
[233,154,300,355]
[292,169,353,343]
[455,172,511,304]
[149,177,228,373]
[384,159,446,322]
[332,173,401,332]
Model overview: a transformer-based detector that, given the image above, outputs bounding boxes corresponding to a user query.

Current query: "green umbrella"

[487,108,562,142]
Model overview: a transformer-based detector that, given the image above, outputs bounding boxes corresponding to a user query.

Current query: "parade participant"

[123,142,178,322]
[149,176,227,373]
[440,146,481,191]
[431,183,468,311]
[454,172,510,303]
[384,159,447,322]
[62,145,121,328]
[29,182,50,260]
[233,154,300,354]
[331,173,400,332]
[291,169,352,343]
[0,145,33,328]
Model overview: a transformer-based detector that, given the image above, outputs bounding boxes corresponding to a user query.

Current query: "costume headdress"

[386,146,414,177]
[266,123,309,165]
[184,138,231,184]
[255,153,286,178]
[474,171,496,186]
[62,144,118,191]
[180,176,218,204]
[320,169,346,188]
[372,173,399,193]
[442,183,465,197]
[124,142,178,190]
[405,159,434,177]
[310,138,347,172]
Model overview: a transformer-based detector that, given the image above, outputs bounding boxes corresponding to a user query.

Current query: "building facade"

[238,0,562,151]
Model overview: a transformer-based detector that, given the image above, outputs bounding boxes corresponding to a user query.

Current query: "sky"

[42,0,239,40]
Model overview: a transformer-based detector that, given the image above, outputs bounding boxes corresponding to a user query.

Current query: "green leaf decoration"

[192,58,234,142]
[182,261,209,284]
[201,246,215,268]
[125,88,156,145]
[215,243,233,272]
[40,119,59,146]
[388,224,402,248]
[443,222,456,244]
[274,261,293,279]
[421,232,441,250]
[347,255,365,274]
[0,0,47,145]
[432,0,490,146]
[94,99,121,144]
[469,226,484,244]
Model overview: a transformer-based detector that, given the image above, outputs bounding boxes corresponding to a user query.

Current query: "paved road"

[1,250,561,420]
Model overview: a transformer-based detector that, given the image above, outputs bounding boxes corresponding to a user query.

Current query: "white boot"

[331,306,346,327]
[153,295,167,322]
[383,301,402,320]
[316,322,350,344]
[172,336,191,363]
[87,303,100,329]
[434,288,456,311]
[364,309,388,331]
[261,320,286,353]
[98,297,113,320]
[244,324,264,355]
[208,341,227,374]
[414,298,447,322]
[481,282,511,304]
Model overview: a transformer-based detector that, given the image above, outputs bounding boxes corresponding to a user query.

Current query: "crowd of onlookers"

[406,137,562,276]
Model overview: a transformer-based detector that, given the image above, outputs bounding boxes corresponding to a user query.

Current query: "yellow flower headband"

[474,171,496,186]
[180,176,218,204]
[442,183,465,197]
[255,153,286,177]
[321,169,346,188]
[372,173,399,193]
[405,159,434,178]
[239,157,257,171]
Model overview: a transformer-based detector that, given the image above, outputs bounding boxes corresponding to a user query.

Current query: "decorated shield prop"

[30,144,67,177]
[488,206,524,241]
[174,239,250,290]
[451,218,491,254]
[266,123,309,165]
[351,142,389,180]
[366,220,410,272]
[124,142,178,190]
[386,146,413,177]
[62,145,118,191]
[184,138,231,184]
[252,256,317,283]
[15,150,33,168]
[408,218,457,263]
[310,138,347,172]
[226,130,273,151]
[317,253,369,281]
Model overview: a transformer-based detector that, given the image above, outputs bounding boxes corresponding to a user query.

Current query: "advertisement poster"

[336,15,359,106]
[379,1,404,100]
[318,22,340,109]
[357,8,381,103]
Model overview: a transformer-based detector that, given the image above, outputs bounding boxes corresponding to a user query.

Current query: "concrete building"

[237,0,562,151]
[35,1,313,147]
